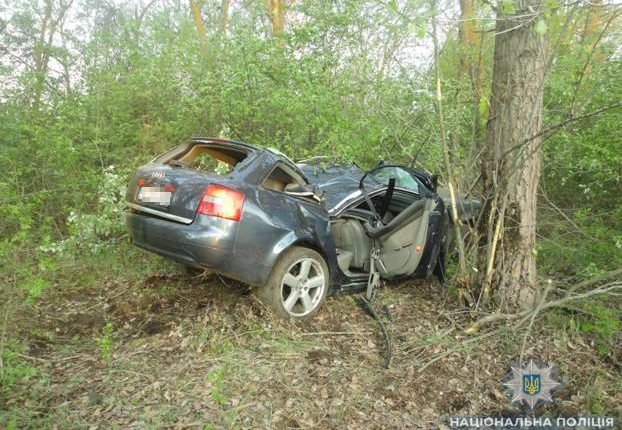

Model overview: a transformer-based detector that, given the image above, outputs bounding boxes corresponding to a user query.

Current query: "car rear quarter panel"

[233,180,340,289]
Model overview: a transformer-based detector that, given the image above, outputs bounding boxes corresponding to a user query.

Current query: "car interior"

[263,165,305,192]
[332,190,433,279]
[165,144,249,175]
[263,164,323,203]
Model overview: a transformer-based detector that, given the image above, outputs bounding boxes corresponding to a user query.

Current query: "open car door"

[362,166,436,278]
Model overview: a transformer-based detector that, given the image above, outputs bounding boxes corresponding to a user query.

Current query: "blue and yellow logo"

[522,374,541,396]
[503,359,561,409]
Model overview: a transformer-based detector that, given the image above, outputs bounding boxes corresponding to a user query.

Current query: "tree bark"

[477,0,546,310]
[189,0,209,57]
[32,0,73,112]
[582,0,602,44]
[458,0,478,78]
[32,0,53,112]
[264,0,286,45]
[219,0,232,34]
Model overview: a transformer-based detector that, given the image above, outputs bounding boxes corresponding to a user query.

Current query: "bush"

[40,167,129,256]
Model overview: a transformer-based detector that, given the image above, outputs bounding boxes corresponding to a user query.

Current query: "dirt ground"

[3,263,621,429]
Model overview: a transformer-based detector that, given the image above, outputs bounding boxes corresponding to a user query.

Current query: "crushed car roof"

[298,164,383,210]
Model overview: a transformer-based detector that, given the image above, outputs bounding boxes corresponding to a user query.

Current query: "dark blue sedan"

[126,137,457,319]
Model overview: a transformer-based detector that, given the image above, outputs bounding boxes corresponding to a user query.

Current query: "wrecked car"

[125,137,477,319]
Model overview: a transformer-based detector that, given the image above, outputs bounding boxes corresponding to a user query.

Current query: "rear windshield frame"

[153,141,255,176]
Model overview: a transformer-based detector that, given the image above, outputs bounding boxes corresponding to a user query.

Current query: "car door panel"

[377,198,435,277]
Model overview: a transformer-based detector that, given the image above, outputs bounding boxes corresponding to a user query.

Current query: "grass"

[0,242,620,428]
[542,302,620,357]
[0,343,46,394]
[207,367,228,406]
[96,322,115,363]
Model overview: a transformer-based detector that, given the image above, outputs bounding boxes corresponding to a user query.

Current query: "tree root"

[416,275,621,371]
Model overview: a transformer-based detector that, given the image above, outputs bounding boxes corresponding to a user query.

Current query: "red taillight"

[197,185,245,221]
[138,178,145,186]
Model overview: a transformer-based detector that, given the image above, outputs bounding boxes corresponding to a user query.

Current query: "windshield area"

[369,166,421,194]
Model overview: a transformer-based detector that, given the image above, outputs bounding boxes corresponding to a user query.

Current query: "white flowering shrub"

[41,166,128,255]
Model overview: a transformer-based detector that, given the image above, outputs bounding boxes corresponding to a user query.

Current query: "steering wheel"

[358,164,402,225]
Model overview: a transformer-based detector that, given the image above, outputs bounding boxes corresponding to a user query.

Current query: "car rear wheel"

[259,246,329,320]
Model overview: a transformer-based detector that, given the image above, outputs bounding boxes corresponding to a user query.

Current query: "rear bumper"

[125,211,271,285]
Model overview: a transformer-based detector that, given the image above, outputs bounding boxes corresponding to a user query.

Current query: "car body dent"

[126,137,460,295]
[237,186,339,288]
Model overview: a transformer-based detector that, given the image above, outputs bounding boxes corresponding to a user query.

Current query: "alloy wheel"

[280,257,326,317]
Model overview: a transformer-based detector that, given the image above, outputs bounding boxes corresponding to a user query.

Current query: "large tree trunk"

[477,0,546,310]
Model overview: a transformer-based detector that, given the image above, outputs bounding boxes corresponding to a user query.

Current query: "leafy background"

[0,0,620,427]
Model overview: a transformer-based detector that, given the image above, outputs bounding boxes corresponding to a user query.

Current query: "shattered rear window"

[163,144,249,176]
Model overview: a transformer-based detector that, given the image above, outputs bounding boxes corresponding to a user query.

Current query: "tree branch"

[502,102,622,159]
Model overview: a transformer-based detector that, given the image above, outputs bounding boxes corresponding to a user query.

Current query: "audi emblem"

[150,171,165,180]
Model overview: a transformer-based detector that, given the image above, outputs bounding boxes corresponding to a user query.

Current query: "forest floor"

[2,247,621,429]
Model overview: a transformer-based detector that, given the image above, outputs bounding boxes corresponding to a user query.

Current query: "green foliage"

[499,0,515,14]
[535,19,548,36]
[19,277,48,305]
[577,304,620,357]
[39,167,129,256]
[537,13,622,279]
[0,343,45,395]
[0,0,619,317]
[0,3,619,426]
[206,368,228,406]
[585,373,607,415]
[96,322,114,363]
[538,204,622,278]
[0,0,451,266]
[5,418,18,430]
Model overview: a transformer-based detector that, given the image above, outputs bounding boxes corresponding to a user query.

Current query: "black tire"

[258,246,329,320]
